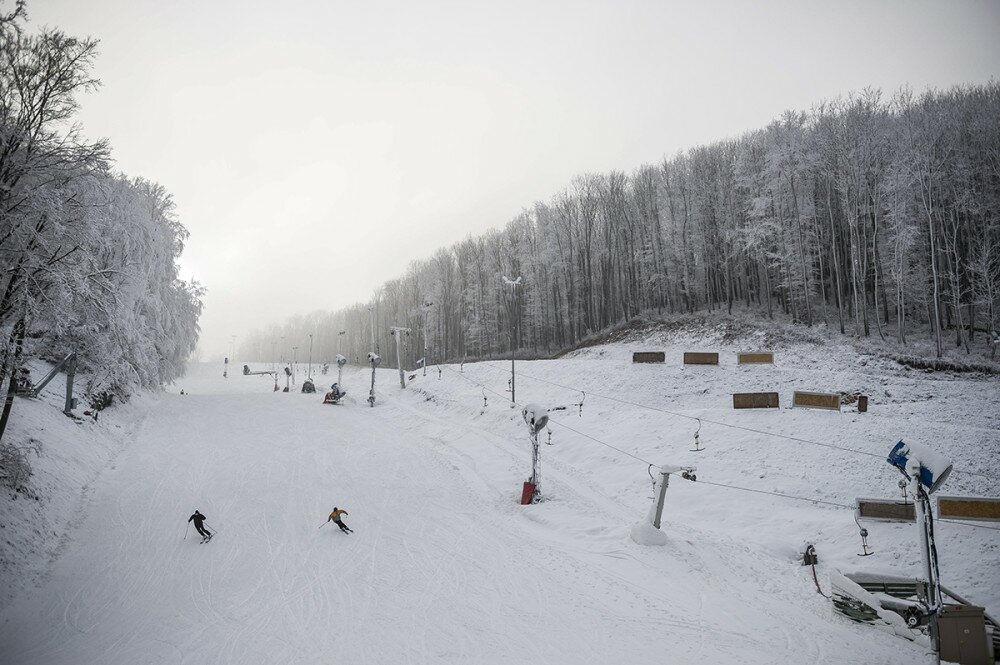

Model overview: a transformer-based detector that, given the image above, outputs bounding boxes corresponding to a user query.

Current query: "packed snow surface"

[1,333,997,664]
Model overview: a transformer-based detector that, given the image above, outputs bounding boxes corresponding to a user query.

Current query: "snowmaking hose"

[806,545,829,598]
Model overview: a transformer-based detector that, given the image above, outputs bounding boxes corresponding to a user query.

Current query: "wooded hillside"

[244,84,1000,368]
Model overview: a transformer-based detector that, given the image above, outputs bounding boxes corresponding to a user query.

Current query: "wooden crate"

[632,351,665,364]
[683,352,719,365]
[737,352,774,364]
[937,496,1000,522]
[732,392,779,409]
[793,390,841,411]
[856,498,916,522]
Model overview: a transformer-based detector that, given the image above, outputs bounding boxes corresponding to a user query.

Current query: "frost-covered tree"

[0,3,202,443]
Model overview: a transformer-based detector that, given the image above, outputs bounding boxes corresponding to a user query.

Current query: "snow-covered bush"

[0,439,40,498]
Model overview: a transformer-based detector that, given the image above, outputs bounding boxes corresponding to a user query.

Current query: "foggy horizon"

[33,0,1000,359]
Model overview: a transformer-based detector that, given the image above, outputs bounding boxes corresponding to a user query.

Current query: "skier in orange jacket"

[327,507,353,533]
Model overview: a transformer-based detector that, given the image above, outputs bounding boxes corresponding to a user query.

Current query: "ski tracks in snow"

[0,366,928,665]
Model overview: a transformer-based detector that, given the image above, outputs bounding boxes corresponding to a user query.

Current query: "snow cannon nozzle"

[521,404,549,434]
[886,440,953,494]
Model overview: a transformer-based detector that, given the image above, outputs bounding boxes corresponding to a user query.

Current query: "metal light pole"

[368,307,376,353]
[502,276,522,407]
[421,301,433,376]
[390,326,411,388]
[307,334,313,379]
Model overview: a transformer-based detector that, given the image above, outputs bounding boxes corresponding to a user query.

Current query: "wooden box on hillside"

[937,496,1000,522]
[632,351,665,364]
[683,352,719,365]
[732,392,780,409]
[737,352,774,364]
[856,498,916,522]
[793,391,841,411]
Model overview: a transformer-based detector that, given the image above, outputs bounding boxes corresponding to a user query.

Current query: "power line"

[475,361,991,480]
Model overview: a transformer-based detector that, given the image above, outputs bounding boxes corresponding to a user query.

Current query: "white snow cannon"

[336,354,347,368]
[521,404,549,433]
[367,353,381,408]
[886,440,953,493]
[519,404,549,505]
[886,439,954,641]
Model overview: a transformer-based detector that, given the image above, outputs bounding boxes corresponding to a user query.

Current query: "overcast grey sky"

[34,0,1000,358]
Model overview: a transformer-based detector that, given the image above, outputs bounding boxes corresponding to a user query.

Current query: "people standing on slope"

[327,507,353,533]
[188,510,213,541]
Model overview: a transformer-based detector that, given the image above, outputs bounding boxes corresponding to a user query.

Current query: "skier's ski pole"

[184,522,189,540]
[318,522,328,529]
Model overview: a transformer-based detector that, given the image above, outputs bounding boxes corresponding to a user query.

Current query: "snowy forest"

[244,83,1000,369]
[0,4,203,438]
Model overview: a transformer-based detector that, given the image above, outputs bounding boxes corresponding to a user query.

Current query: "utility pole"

[307,334,313,379]
[421,301,433,376]
[502,276,522,407]
[390,326,411,388]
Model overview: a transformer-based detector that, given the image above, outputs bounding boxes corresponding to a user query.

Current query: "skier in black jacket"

[188,510,212,540]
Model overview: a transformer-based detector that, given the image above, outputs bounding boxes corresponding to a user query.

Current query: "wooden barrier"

[632,351,665,364]
[856,498,916,522]
[937,496,1000,522]
[737,352,774,364]
[732,392,779,409]
[683,352,719,365]
[793,391,841,411]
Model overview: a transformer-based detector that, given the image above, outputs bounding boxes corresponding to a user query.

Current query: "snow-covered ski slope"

[1,332,997,664]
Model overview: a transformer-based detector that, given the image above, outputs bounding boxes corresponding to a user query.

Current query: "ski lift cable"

[477,361,884,460]
[548,417,658,466]
[694,479,855,509]
[438,363,861,511]
[440,364,520,406]
[436,364,1000,523]
[442,364,656,466]
[935,519,1000,532]
[476,362,989,480]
